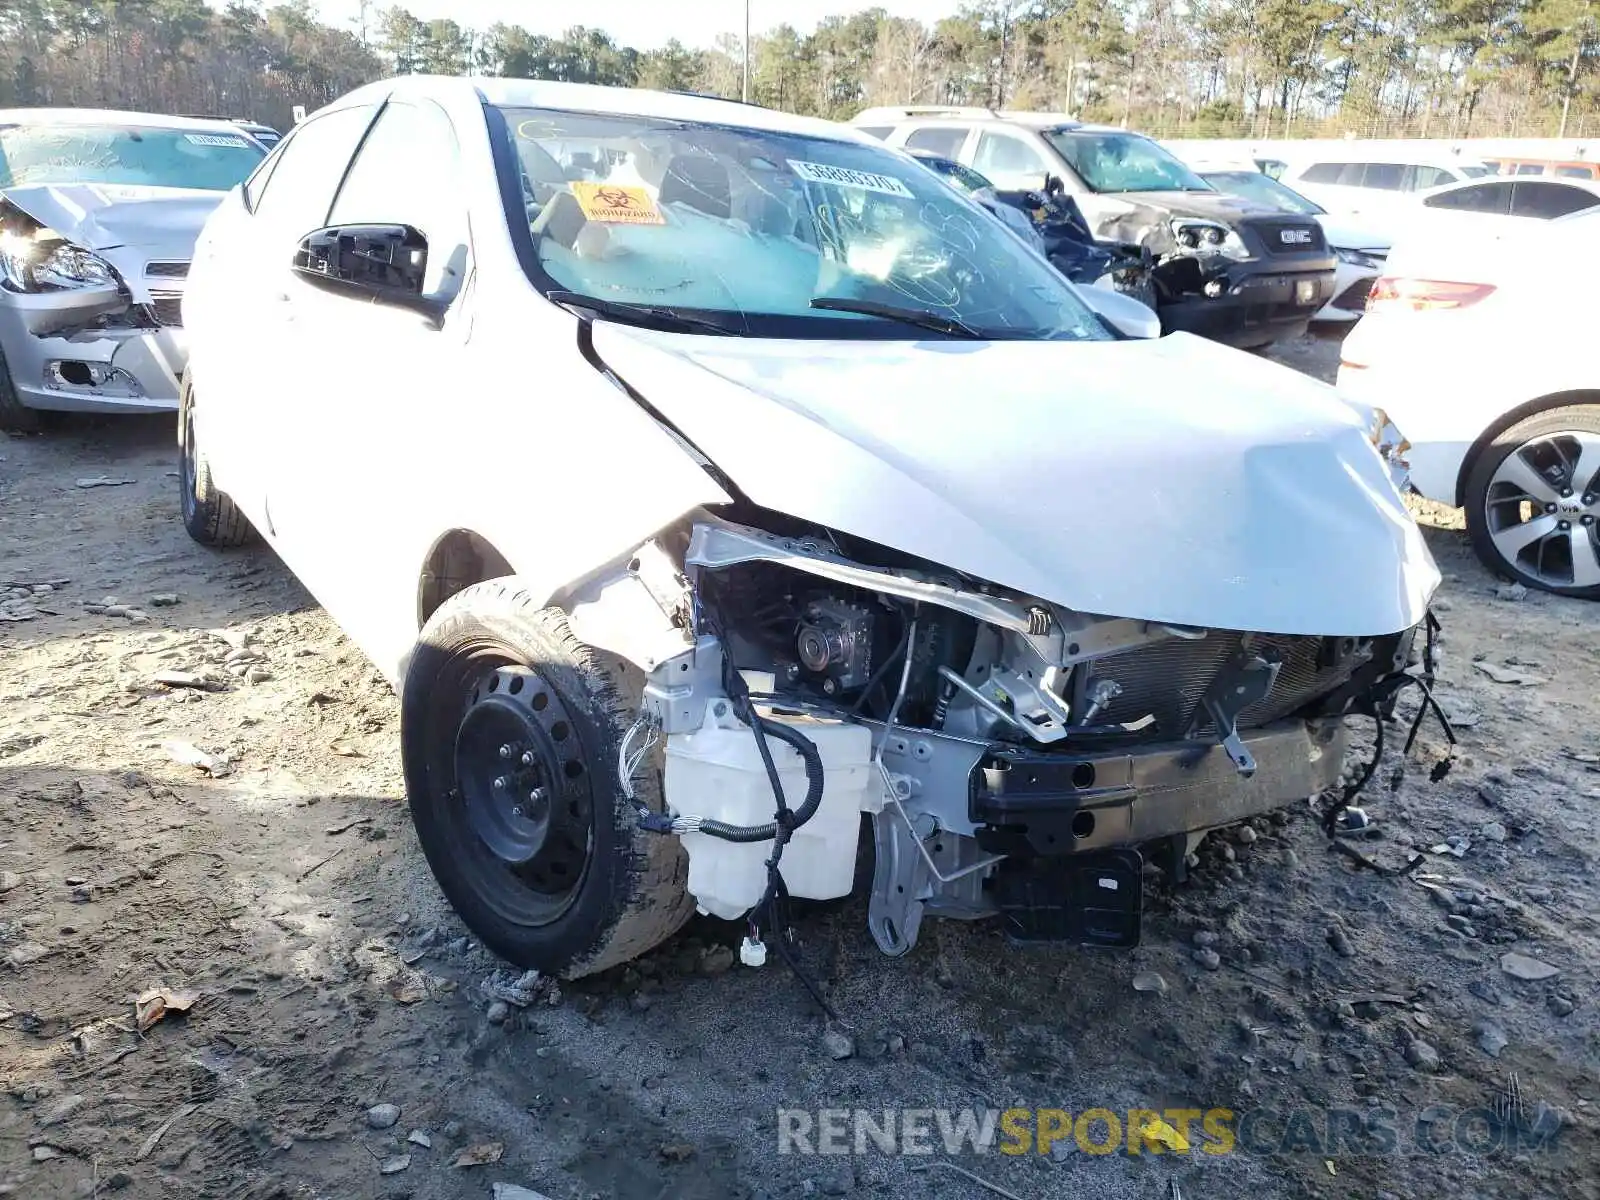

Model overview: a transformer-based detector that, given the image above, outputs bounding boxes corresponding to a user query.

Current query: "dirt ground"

[2,329,1597,1200]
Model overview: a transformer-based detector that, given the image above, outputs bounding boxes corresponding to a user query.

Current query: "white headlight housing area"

[0,230,119,293]
[1168,218,1251,261]
[1334,246,1386,270]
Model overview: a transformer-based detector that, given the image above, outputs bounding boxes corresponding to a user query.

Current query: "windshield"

[1459,164,1492,178]
[495,107,1109,341]
[1201,170,1325,215]
[0,123,265,190]
[1044,130,1211,194]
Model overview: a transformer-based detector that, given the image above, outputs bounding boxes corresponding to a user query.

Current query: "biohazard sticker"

[570,182,666,225]
[184,133,251,148]
[789,160,913,198]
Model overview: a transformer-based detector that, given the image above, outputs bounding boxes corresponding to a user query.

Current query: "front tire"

[401,583,693,978]
[178,372,255,547]
[1464,405,1600,598]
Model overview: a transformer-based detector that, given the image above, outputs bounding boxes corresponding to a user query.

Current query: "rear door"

[1508,180,1600,220]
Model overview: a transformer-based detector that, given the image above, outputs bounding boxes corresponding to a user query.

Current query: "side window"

[972,132,1050,183]
[327,100,469,298]
[1360,163,1404,190]
[1257,158,1286,179]
[1516,163,1546,175]
[1335,162,1367,185]
[854,126,893,141]
[1298,162,1343,184]
[1407,165,1454,190]
[1557,165,1597,178]
[1422,182,1512,213]
[1510,181,1600,219]
[905,126,968,158]
[251,105,375,247]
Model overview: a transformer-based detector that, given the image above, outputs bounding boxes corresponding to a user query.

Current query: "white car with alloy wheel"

[179,77,1439,980]
[1339,207,1600,596]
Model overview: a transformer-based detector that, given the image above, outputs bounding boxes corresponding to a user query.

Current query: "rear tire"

[178,372,255,547]
[0,344,44,434]
[401,583,693,978]
[1464,404,1600,599]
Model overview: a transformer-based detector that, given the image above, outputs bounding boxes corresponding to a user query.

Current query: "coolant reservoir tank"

[665,703,877,920]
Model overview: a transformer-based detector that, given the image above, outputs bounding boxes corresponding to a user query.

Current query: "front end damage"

[1085,195,1337,346]
[570,514,1432,958]
[0,193,195,414]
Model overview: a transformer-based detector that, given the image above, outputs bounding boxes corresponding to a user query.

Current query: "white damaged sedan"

[180,78,1441,978]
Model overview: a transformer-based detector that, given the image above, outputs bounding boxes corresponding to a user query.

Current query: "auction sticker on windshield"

[570,182,666,226]
[184,134,251,148]
[790,161,914,198]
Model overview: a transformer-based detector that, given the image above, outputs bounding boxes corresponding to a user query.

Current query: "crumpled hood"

[591,326,1439,637]
[1118,189,1277,223]
[0,183,223,253]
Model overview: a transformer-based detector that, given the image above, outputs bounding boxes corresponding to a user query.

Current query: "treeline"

[0,0,1595,140]
[0,1,381,127]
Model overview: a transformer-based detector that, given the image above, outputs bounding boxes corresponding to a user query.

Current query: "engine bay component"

[794,597,874,692]
[1188,648,1284,777]
[664,702,875,919]
[991,848,1142,946]
[610,518,1445,963]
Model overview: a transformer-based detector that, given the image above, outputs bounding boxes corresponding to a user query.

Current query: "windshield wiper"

[809,297,984,338]
[545,290,742,335]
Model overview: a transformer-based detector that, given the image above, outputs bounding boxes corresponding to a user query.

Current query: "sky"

[310,0,969,51]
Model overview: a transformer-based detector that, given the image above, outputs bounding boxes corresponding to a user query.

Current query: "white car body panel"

[184,77,1438,690]
[1338,210,1600,505]
[591,324,1437,637]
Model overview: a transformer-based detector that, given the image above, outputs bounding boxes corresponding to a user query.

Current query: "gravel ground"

[1,328,1597,1200]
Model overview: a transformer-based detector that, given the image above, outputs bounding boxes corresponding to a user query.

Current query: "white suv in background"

[1284,151,1492,218]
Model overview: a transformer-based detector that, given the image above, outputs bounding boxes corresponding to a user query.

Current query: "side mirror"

[293,224,445,322]
[1043,173,1065,196]
[1077,284,1161,340]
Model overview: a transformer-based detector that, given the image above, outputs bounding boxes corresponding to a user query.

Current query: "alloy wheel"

[1485,430,1600,589]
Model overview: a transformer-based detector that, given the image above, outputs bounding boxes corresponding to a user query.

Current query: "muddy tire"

[1464,404,1600,599]
[178,372,255,548]
[0,344,45,434]
[401,583,693,978]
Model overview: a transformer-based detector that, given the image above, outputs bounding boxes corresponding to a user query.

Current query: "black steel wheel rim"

[445,658,595,926]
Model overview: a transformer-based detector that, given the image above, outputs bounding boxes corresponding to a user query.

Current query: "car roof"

[0,107,254,134]
[1292,149,1487,170]
[333,76,873,145]
[1191,160,1264,175]
[849,105,1124,134]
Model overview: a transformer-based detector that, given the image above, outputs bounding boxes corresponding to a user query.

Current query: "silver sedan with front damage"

[0,109,267,431]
